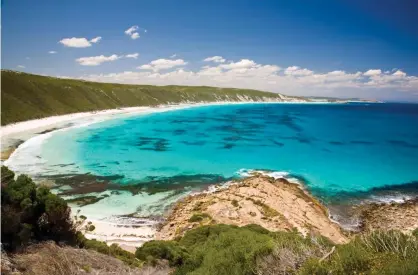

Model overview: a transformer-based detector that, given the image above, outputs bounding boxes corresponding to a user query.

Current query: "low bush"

[298,230,418,275]
[1,166,76,251]
[188,213,211,222]
[135,240,188,266]
[77,234,141,267]
[136,224,274,275]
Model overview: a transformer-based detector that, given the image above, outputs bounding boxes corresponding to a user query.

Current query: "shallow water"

[6,103,418,221]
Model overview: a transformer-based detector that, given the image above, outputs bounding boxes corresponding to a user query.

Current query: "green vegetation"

[251,198,280,217]
[136,224,418,275]
[136,224,274,275]
[1,70,286,125]
[188,212,212,222]
[76,233,141,267]
[1,166,76,251]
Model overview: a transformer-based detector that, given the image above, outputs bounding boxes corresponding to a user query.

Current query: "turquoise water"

[50,103,418,195]
[7,103,418,220]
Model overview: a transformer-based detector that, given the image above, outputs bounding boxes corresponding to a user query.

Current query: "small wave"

[235,168,302,184]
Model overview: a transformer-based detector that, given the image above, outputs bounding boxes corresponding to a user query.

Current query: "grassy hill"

[1,70,293,125]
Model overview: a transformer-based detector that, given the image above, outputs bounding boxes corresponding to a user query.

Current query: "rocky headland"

[156,175,349,244]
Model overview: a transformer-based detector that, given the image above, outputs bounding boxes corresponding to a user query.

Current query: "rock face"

[359,198,418,233]
[156,176,348,244]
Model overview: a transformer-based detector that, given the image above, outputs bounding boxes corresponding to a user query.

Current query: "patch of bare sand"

[156,176,348,244]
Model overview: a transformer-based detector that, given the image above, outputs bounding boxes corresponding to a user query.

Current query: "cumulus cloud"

[284,66,313,76]
[125,53,139,59]
[90,36,102,43]
[393,70,406,77]
[203,56,226,63]
[125,25,140,39]
[59,36,101,48]
[49,51,57,54]
[170,54,177,58]
[76,55,121,66]
[138,58,187,71]
[17,65,25,68]
[64,57,418,99]
[219,59,257,70]
[364,69,382,76]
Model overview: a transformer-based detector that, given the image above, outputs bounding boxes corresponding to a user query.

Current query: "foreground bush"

[298,230,418,275]
[137,224,418,275]
[77,233,142,267]
[1,166,76,251]
[136,224,274,275]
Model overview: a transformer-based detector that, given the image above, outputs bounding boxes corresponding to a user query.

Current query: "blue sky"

[2,0,418,101]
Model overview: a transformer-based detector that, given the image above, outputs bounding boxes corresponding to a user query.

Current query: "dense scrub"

[1,166,76,251]
[137,225,418,275]
[1,70,285,125]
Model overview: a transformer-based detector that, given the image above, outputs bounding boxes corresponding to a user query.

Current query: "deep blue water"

[7,103,418,219]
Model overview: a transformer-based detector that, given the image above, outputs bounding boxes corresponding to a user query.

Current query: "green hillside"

[1,70,289,125]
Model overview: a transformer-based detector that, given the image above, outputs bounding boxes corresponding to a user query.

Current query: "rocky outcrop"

[156,176,348,244]
[359,198,418,233]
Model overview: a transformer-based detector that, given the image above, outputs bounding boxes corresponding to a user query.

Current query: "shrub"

[298,230,418,275]
[80,238,141,267]
[188,213,211,223]
[135,240,188,266]
[177,225,274,275]
[1,166,76,251]
[231,199,239,207]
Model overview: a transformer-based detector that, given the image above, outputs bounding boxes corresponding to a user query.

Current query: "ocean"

[6,103,418,225]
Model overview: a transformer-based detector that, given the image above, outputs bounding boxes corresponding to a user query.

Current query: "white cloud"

[125,53,139,59]
[284,66,313,76]
[76,55,121,66]
[17,65,25,68]
[59,37,101,48]
[219,59,257,70]
[170,54,177,58]
[49,51,57,54]
[203,56,226,63]
[138,58,188,71]
[65,57,418,99]
[393,70,406,77]
[364,69,382,76]
[131,33,140,39]
[125,25,140,39]
[90,36,102,43]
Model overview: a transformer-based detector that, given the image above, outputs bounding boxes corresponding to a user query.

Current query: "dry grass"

[255,236,329,275]
[4,242,171,275]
